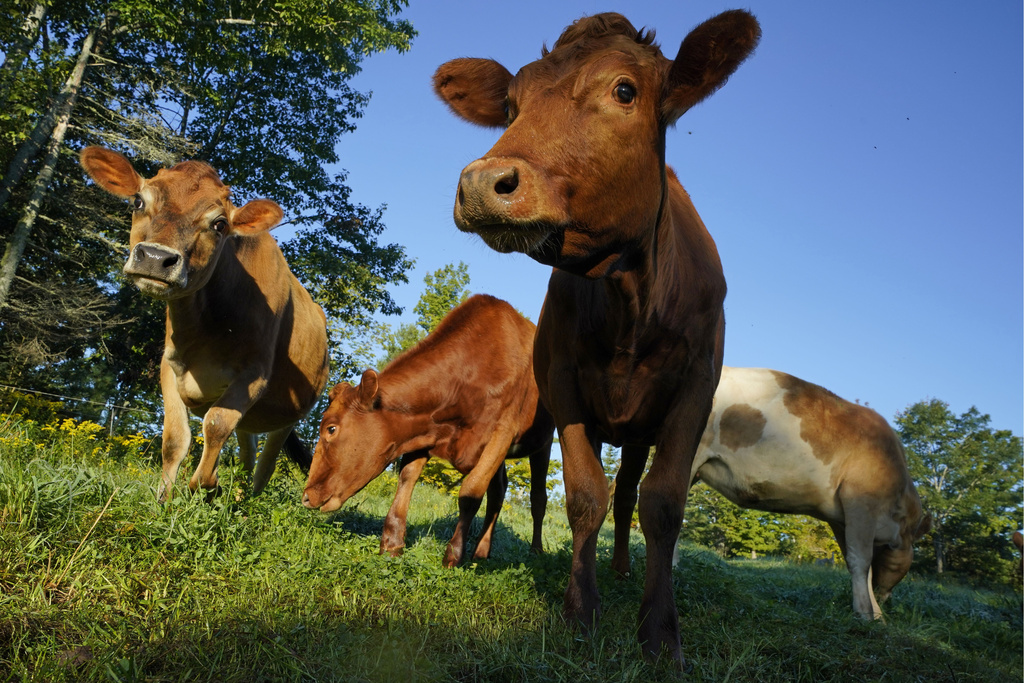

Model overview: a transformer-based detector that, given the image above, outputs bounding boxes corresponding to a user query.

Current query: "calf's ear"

[662,10,760,125]
[80,146,143,198]
[327,382,351,403]
[231,199,284,235]
[358,369,380,407]
[433,58,513,128]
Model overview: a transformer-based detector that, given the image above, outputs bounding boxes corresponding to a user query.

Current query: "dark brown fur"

[434,11,760,664]
[302,295,554,567]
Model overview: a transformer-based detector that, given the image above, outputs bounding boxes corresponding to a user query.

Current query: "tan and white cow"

[81,147,330,501]
[612,366,931,620]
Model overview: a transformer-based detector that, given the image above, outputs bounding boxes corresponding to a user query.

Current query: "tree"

[0,0,416,421]
[895,399,1022,581]
[376,262,471,368]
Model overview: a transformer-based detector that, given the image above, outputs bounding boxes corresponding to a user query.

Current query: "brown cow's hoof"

[379,544,404,558]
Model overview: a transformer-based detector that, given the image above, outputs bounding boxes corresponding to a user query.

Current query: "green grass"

[0,419,1020,682]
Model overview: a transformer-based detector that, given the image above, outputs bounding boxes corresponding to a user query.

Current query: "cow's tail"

[283,430,313,472]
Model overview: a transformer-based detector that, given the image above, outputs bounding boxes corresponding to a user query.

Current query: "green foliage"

[1,411,1021,682]
[0,0,416,414]
[895,399,1022,582]
[377,261,471,369]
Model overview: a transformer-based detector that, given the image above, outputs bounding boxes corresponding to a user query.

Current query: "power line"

[0,383,160,416]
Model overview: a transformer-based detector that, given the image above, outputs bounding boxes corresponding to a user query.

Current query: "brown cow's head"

[80,147,284,300]
[302,370,401,512]
[434,11,759,278]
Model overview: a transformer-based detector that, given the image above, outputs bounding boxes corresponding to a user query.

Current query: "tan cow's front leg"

[381,451,430,556]
[157,359,193,503]
[190,375,268,495]
[444,425,517,567]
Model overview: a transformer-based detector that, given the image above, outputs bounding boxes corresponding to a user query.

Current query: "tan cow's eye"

[132,195,145,211]
[326,425,337,436]
[613,83,636,105]
[212,218,228,233]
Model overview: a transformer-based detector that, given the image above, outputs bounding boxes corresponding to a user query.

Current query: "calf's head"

[302,370,400,512]
[80,147,283,299]
[434,11,759,278]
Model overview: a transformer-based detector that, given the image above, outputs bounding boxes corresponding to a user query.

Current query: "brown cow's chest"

[575,331,689,446]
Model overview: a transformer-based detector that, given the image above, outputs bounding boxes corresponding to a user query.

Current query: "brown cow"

[611,367,932,620]
[80,147,329,501]
[302,294,554,567]
[434,11,760,662]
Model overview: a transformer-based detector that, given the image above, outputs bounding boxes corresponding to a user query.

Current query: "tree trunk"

[933,531,945,574]
[0,12,116,310]
[0,2,47,103]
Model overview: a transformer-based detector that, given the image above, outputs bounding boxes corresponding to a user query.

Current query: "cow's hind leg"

[445,426,516,567]
[251,426,294,495]
[381,451,429,556]
[611,444,649,578]
[472,462,508,560]
[528,439,552,553]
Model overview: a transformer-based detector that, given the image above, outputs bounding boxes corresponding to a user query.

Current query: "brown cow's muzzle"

[454,156,567,255]
[124,242,187,297]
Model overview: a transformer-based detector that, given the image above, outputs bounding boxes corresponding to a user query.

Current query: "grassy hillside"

[0,416,1021,682]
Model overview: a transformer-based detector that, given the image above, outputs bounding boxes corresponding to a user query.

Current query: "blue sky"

[321,1,1022,435]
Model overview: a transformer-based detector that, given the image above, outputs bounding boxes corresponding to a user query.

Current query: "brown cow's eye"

[613,83,636,105]
[212,218,228,233]
[132,195,145,211]
[326,425,337,436]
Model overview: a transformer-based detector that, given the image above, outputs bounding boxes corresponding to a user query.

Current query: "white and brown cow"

[81,147,330,501]
[613,366,931,620]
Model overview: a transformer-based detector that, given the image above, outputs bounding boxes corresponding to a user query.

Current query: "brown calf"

[80,147,329,501]
[612,367,932,620]
[434,11,760,663]
[302,294,554,567]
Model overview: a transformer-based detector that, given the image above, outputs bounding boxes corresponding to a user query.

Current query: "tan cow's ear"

[358,369,380,407]
[80,146,143,198]
[661,10,760,126]
[433,58,513,128]
[231,199,284,235]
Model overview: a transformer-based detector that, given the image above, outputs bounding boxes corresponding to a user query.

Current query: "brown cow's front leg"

[560,422,608,633]
[636,380,714,665]
[157,359,192,503]
[381,451,429,556]
[611,444,649,578]
[472,462,508,560]
[444,425,516,567]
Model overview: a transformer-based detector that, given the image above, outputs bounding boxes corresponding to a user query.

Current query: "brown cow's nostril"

[493,168,519,195]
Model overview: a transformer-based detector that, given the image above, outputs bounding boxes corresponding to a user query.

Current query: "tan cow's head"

[434,11,759,278]
[80,147,284,300]
[302,370,402,512]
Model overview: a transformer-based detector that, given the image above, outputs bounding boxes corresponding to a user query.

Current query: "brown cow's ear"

[230,199,284,235]
[433,58,513,128]
[80,146,143,198]
[358,369,380,407]
[661,10,760,126]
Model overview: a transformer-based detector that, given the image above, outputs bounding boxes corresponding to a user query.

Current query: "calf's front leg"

[380,451,429,556]
[157,359,192,503]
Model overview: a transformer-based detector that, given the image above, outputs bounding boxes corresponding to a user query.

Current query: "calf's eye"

[132,195,145,211]
[326,426,337,436]
[212,218,228,233]
[613,83,636,105]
